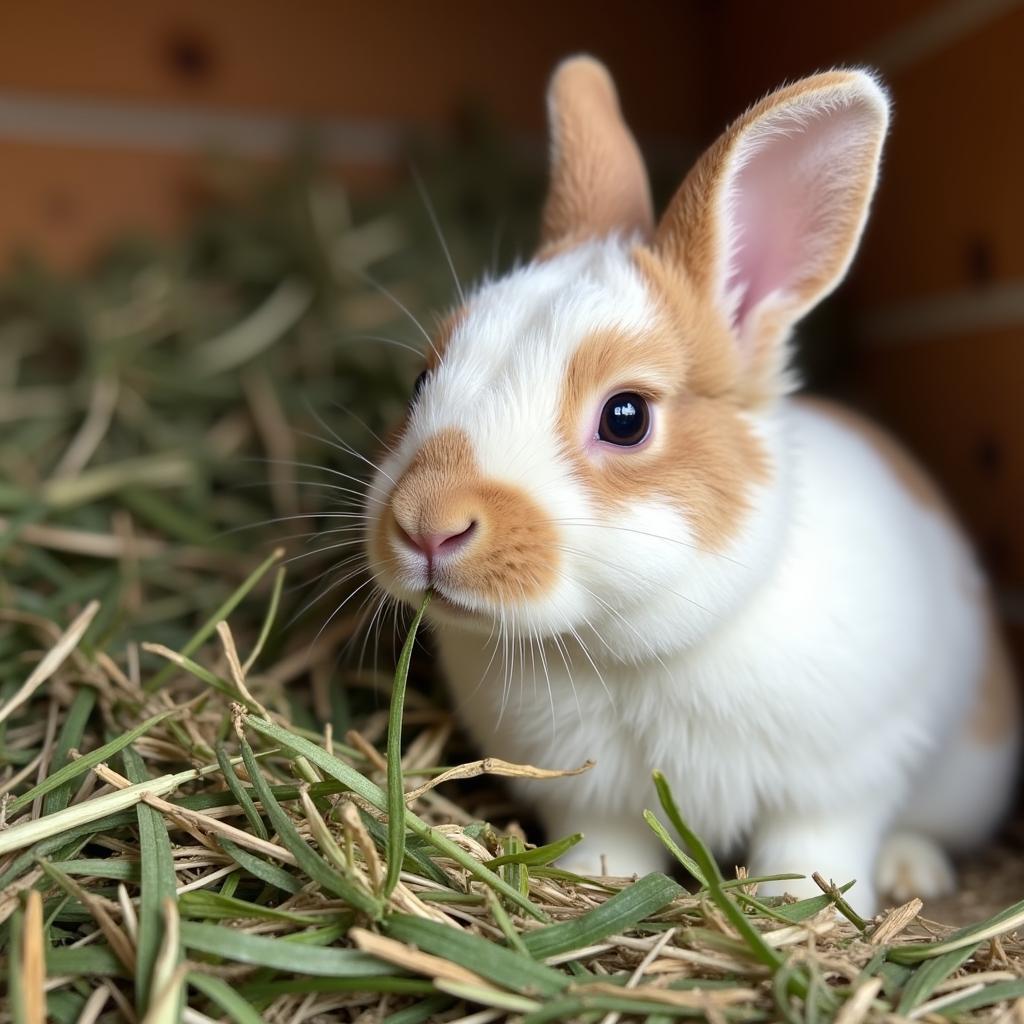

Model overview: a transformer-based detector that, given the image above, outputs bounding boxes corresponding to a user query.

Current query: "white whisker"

[308,573,382,654]
[281,538,367,567]
[286,556,370,628]
[553,518,748,568]
[236,478,386,506]
[555,543,717,618]
[344,333,425,359]
[344,266,441,363]
[329,400,397,457]
[411,164,466,305]
[246,457,389,498]
[295,427,399,489]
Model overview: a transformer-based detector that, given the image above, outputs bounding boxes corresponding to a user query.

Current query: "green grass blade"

[216,836,302,894]
[384,913,568,995]
[435,981,540,1014]
[486,889,531,955]
[180,921,396,976]
[243,714,549,921]
[9,708,177,814]
[239,978,435,999]
[142,645,259,712]
[243,717,382,805]
[143,546,283,692]
[522,872,684,959]
[887,898,1024,964]
[215,743,268,840]
[879,961,914,999]
[239,735,383,917]
[0,811,137,890]
[45,991,85,1024]
[520,993,724,1022]
[385,590,430,897]
[45,945,127,978]
[188,972,265,1024]
[54,857,140,882]
[179,890,321,924]
[8,906,25,1024]
[41,685,97,815]
[380,995,454,1024]
[498,834,527,896]
[651,771,785,973]
[241,564,285,672]
[122,745,179,1017]
[896,944,979,1014]
[485,831,583,869]
[643,808,706,883]
[361,814,450,886]
[723,872,810,888]
[929,979,1024,1016]
[761,881,856,924]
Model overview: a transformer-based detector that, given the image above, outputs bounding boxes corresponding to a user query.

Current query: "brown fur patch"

[379,427,559,602]
[796,398,948,514]
[969,613,1020,745]
[558,316,770,552]
[633,247,741,400]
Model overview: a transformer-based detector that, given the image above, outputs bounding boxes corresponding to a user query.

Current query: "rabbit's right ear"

[653,71,889,394]
[540,56,654,250]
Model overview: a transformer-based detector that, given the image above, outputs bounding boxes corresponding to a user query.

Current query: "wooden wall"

[0,0,704,267]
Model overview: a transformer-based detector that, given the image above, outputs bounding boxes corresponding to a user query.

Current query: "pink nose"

[396,521,477,561]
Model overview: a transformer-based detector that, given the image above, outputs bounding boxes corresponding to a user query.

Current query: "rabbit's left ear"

[655,71,889,386]
[540,56,654,249]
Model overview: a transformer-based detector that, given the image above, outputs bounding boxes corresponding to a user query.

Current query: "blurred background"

[1,0,1022,671]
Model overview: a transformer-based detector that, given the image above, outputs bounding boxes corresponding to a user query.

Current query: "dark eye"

[410,370,428,404]
[598,392,650,446]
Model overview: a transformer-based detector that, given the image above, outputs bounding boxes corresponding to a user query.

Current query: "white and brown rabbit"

[365,56,1020,914]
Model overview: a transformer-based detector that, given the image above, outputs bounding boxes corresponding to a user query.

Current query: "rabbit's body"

[438,367,1018,909]
[365,59,1019,914]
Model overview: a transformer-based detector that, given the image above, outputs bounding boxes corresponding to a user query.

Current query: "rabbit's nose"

[395,520,477,561]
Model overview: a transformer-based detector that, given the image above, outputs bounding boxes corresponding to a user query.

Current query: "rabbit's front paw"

[549,812,667,879]
[877,832,956,903]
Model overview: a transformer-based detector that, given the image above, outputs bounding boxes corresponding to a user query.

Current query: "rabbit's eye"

[410,371,428,404]
[598,392,650,446]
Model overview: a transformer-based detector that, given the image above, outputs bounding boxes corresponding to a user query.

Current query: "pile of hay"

[1,154,1023,1023]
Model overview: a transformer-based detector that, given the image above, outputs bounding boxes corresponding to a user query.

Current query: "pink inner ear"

[726,102,874,334]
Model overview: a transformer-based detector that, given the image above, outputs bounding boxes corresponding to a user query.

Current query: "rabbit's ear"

[655,70,889,384]
[540,56,654,249]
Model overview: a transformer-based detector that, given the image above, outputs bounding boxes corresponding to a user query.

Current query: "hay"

[1,153,1023,1022]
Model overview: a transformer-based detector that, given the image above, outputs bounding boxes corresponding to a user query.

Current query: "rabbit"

[363,55,1020,915]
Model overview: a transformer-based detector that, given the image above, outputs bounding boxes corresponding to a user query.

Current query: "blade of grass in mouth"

[385,590,431,897]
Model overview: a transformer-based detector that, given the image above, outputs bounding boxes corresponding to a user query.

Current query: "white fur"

[364,69,1019,916]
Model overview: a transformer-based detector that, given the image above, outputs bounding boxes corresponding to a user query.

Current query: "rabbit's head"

[365,57,889,657]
